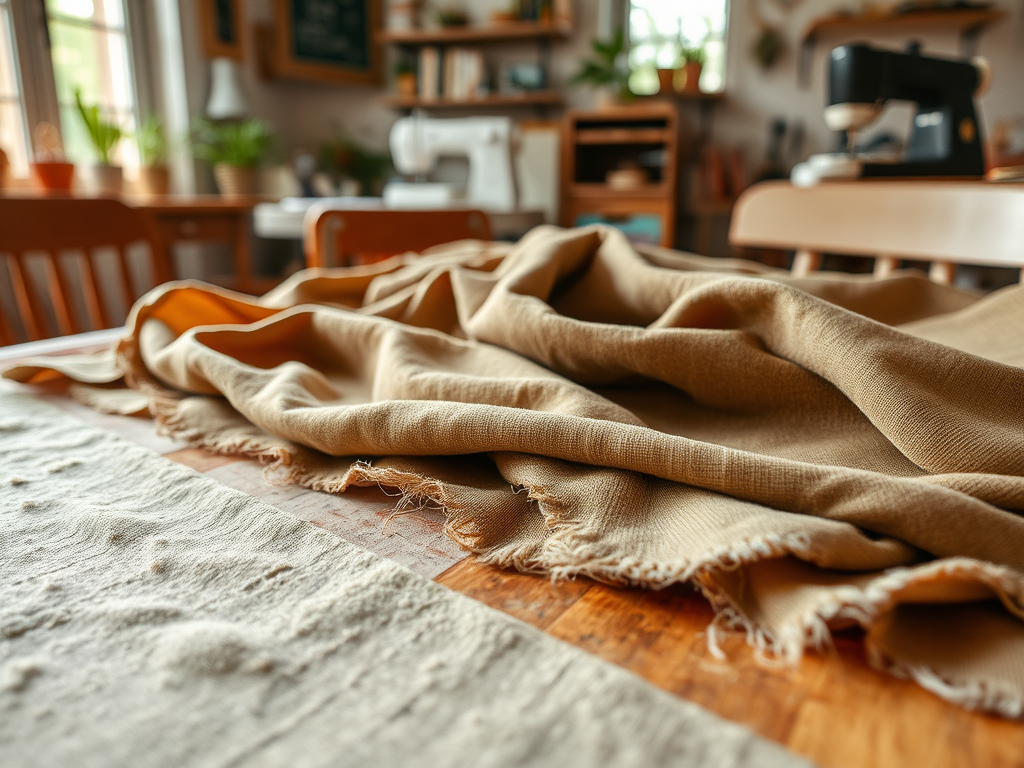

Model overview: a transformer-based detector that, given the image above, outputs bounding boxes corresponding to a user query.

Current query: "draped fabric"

[7,225,1024,716]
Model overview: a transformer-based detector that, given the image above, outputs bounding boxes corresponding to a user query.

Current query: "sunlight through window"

[628,0,729,95]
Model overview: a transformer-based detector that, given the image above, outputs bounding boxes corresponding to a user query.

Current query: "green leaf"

[135,115,168,166]
[573,27,630,89]
[74,87,124,165]
[191,117,273,168]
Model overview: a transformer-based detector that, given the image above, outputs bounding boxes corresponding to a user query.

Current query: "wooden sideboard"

[559,104,679,248]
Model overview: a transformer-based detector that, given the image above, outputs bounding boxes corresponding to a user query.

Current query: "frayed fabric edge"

[698,557,1024,718]
[135,381,1024,720]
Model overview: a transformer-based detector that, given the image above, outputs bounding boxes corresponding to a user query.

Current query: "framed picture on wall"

[198,0,244,60]
[270,0,381,85]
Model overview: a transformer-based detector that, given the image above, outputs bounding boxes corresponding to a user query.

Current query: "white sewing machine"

[383,115,517,212]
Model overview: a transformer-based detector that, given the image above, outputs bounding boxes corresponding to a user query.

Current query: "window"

[627,0,729,95]
[0,0,144,179]
[0,0,29,177]
[46,0,139,172]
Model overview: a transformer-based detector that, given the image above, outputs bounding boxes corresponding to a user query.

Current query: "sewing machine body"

[793,43,988,186]
[384,116,518,212]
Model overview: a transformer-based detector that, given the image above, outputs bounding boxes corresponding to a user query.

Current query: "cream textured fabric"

[6,225,1024,717]
[0,387,807,768]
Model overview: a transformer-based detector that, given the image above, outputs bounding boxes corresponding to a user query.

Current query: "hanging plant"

[753,26,785,70]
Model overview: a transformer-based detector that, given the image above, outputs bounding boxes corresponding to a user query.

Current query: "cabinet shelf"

[380,90,563,110]
[377,21,572,46]
[568,183,672,199]
[575,128,672,145]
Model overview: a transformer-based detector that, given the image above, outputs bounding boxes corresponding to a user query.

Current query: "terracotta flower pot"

[83,164,124,196]
[30,162,75,193]
[396,72,417,97]
[138,165,171,197]
[214,164,258,198]
[657,68,675,96]
[679,61,704,94]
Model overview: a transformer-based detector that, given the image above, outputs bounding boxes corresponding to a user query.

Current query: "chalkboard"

[272,0,381,85]
[214,0,236,45]
[199,0,244,60]
[291,0,369,68]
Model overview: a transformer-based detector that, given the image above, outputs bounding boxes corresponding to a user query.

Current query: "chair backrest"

[0,197,170,345]
[304,207,492,268]
[729,180,1024,283]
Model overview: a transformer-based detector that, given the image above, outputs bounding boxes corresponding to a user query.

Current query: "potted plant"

[29,123,75,193]
[394,56,417,98]
[74,88,125,196]
[317,135,391,197]
[192,117,273,198]
[572,28,632,110]
[435,6,469,27]
[677,44,706,94]
[657,62,676,96]
[136,115,170,196]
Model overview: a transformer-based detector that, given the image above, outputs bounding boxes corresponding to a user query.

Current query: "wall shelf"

[378,18,571,114]
[803,7,1006,41]
[377,21,571,46]
[638,91,726,103]
[798,6,1007,85]
[380,90,563,110]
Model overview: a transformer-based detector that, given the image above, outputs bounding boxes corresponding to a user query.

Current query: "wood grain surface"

[8,376,1023,768]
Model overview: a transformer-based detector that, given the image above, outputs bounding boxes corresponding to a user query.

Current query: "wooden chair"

[0,198,172,346]
[304,207,492,268]
[729,180,1024,283]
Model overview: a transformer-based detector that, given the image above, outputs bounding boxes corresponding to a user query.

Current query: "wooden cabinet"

[559,105,679,247]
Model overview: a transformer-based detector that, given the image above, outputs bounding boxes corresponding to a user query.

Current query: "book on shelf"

[442,48,485,101]
[418,46,440,99]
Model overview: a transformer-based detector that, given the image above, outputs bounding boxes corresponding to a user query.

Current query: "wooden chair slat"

[7,254,46,341]
[791,249,822,278]
[873,255,901,278]
[0,199,170,346]
[115,247,136,311]
[0,283,15,346]
[929,261,956,285]
[78,252,111,331]
[43,252,79,337]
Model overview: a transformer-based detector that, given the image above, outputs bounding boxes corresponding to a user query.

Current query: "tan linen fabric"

[6,224,1024,717]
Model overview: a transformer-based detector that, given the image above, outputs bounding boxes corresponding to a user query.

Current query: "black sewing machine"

[791,43,989,185]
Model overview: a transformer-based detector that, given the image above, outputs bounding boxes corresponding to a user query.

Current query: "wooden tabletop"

[4,336,1023,768]
[0,190,267,213]
[127,195,268,213]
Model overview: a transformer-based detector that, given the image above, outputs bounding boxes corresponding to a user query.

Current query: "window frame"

[618,0,731,95]
[6,0,154,178]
